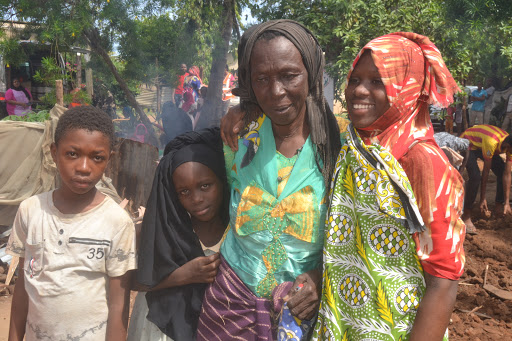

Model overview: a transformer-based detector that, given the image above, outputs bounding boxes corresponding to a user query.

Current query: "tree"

[0,0,162,143]
[249,0,512,93]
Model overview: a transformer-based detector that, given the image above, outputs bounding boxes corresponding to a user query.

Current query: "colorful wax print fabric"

[313,127,448,341]
[220,114,326,299]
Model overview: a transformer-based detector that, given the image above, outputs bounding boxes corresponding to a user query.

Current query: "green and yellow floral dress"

[313,126,448,341]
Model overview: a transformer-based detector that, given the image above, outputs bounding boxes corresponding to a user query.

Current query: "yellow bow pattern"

[235,184,318,243]
[235,184,319,298]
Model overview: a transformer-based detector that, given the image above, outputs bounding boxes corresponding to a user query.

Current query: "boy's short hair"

[55,106,115,149]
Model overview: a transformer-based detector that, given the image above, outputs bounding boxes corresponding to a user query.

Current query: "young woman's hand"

[284,269,321,320]
[181,253,221,284]
[220,105,245,151]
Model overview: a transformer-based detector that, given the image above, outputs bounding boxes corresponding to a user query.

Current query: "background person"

[185,65,203,101]
[221,64,236,114]
[5,77,32,116]
[469,81,487,126]
[460,124,512,233]
[173,63,189,107]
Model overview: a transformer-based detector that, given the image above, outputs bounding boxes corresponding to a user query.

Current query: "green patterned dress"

[312,126,449,341]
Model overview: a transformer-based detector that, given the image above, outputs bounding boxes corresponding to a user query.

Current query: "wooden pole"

[55,80,64,106]
[156,57,161,114]
[84,52,94,99]
[76,53,82,89]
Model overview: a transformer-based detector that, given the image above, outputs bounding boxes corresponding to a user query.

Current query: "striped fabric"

[461,124,512,161]
[197,257,292,341]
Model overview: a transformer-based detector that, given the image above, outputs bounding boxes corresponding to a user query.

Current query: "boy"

[6,106,136,341]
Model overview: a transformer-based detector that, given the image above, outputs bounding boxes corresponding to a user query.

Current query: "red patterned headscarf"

[188,66,201,79]
[348,32,460,160]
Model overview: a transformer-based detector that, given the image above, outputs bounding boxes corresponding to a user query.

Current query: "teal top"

[220,114,327,298]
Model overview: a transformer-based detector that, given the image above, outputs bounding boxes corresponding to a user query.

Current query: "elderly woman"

[197,20,341,340]
[313,33,465,340]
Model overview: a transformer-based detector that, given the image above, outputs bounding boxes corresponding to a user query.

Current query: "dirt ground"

[0,170,511,340]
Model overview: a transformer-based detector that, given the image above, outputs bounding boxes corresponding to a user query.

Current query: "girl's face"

[346,51,390,129]
[172,162,223,223]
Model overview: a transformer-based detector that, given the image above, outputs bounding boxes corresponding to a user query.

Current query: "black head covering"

[233,19,340,185]
[136,127,229,340]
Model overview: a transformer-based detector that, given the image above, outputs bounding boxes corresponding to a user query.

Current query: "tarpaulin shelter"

[0,105,122,226]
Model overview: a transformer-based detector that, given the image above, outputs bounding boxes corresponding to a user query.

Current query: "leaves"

[342,165,355,199]
[251,0,512,95]
[355,221,371,270]
[323,269,339,320]
[375,280,394,327]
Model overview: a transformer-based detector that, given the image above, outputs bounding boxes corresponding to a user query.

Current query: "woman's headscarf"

[234,19,340,185]
[136,128,229,340]
[348,32,464,240]
[349,32,460,161]
[188,66,201,79]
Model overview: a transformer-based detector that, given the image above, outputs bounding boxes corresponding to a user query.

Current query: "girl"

[128,128,230,341]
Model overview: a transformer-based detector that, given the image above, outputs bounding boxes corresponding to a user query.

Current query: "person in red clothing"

[221,64,236,115]
[174,63,189,107]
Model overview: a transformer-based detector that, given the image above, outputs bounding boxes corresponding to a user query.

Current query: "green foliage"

[70,89,92,105]
[32,57,70,85]
[87,54,140,107]
[0,37,28,67]
[1,110,49,122]
[251,0,512,95]
[37,90,57,109]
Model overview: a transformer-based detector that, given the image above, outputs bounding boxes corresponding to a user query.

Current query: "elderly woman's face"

[346,52,390,129]
[250,36,308,126]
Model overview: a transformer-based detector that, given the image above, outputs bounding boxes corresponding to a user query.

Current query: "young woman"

[313,33,465,341]
[128,128,230,341]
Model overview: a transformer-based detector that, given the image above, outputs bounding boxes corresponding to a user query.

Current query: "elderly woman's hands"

[284,269,322,320]
[220,105,245,151]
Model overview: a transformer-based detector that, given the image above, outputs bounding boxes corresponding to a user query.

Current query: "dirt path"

[0,295,11,341]
[449,211,512,340]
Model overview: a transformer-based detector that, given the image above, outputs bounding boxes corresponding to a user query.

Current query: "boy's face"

[51,128,112,197]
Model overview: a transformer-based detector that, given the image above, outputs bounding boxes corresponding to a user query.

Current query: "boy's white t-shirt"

[6,191,137,341]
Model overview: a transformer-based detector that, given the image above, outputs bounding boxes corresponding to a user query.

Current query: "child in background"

[128,128,229,341]
[7,106,136,341]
